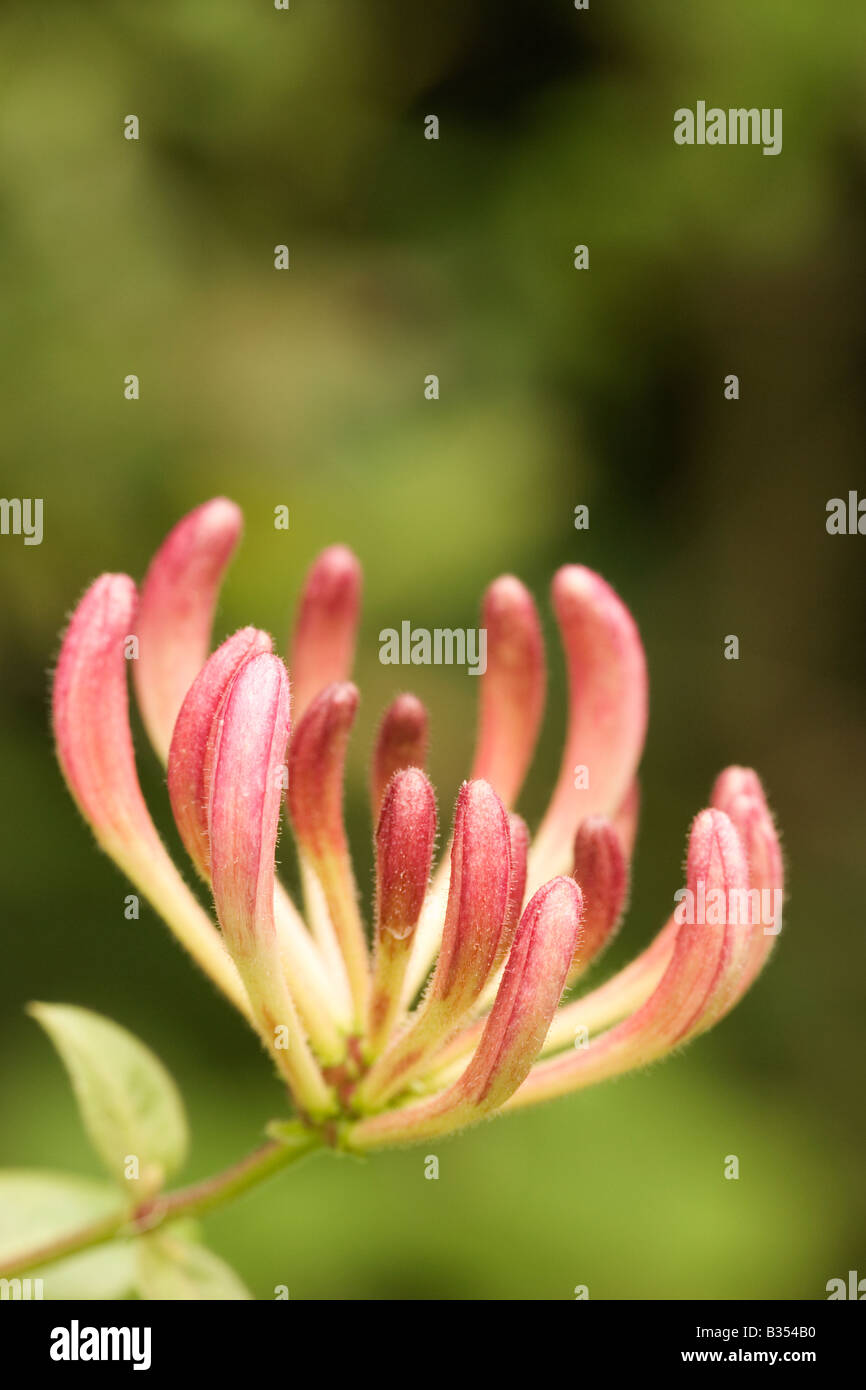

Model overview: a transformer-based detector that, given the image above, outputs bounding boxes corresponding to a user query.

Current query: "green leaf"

[136,1233,252,1300]
[29,1003,188,1195]
[0,1170,136,1299]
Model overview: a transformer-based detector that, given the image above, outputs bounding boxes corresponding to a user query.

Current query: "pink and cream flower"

[52,499,784,1148]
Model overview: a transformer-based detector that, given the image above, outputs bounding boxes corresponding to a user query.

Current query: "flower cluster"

[52,499,784,1149]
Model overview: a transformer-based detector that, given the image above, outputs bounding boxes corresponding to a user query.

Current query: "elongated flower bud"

[680,799,756,1038]
[370,693,429,818]
[428,780,512,1009]
[421,811,531,1077]
[134,498,243,761]
[354,779,511,1109]
[569,817,628,981]
[367,769,437,1053]
[288,682,358,860]
[529,566,647,890]
[53,574,250,1018]
[168,629,345,1059]
[209,653,335,1118]
[461,876,582,1110]
[290,545,362,722]
[348,877,582,1149]
[168,627,273,879]
[470,576,545,808]
[288,682,369,1022]
[507,809,749,1108]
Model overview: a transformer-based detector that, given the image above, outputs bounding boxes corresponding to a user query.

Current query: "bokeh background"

[1,0,864,1299]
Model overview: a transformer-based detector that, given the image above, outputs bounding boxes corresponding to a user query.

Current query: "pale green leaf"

[136,1233,252,1300]
[29,1003,188,1195]
[0,1170,136,1299]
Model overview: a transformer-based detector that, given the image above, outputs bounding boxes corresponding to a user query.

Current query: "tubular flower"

[52,499,784,1149]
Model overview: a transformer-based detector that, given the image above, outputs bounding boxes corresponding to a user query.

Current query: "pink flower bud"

[168,627,272,879]
[460,876,583,1111]
[370,693,429,818]
[290,545,362,722]
[287,682,369,1021]
[209,653,290,954]
[354,779,511,1109]
[134,498,243,761]
[470,575,545,807]
[367,769,437,1052]
[171,632,348,1062]
[429,780,512,1010]
[529,566,647,890]
[208,652,335,1118]
[570,816,628,980]
[288,682,359,860]
[54,574,155,864]
[52,574,250,1017]
[507,809,750,1108]
[348,877,582,1149]
[375,769,437,941]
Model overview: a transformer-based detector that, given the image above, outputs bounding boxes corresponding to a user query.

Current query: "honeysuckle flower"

[52,498,784,1152]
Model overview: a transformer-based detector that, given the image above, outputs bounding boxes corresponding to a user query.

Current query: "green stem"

[0,1124,324,1281]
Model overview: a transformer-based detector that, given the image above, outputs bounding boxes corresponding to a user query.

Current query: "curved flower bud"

[348,877,582,1149]
[710,765,783,998]
[470,575,545,808]
[290,545,362,723]
[507,809,749,1108]
[287,682,369,1023]
[715,787,784,1001]
[168,627,273,879]
[370,693,429,818]
[542,773,764,1056]
[355,779,511,1109]
[427,780,512,1010]
[134,498,243,761]
[53,574,250,1018]
[168,628,345,1061]
[569,816,628,982]
[367,769,437,1054]
[209,653,335,1119]
[529,566,648,890]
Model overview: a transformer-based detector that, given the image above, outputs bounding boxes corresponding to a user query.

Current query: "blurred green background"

[1,0,865,1299]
